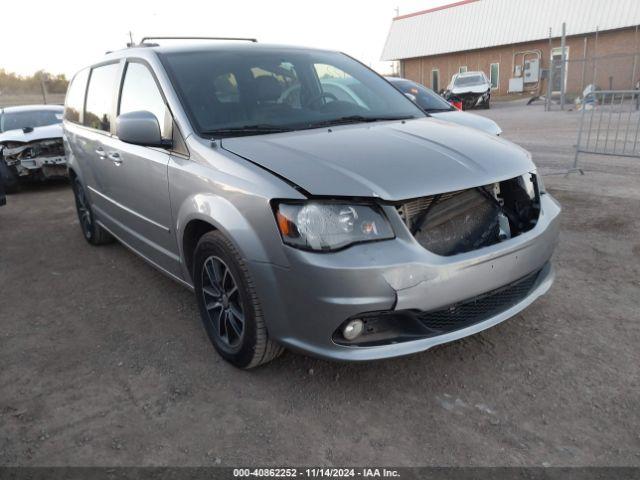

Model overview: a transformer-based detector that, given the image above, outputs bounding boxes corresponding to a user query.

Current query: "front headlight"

[532,169,546,194]
[274,201,395,251]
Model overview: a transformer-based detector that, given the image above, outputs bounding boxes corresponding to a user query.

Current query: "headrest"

[255,76,282,102]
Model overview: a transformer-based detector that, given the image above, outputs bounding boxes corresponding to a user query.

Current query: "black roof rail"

[139,36,258,45]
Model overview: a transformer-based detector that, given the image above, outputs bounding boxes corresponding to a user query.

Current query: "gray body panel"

[221,118,528,199]
[431,110,502,136]
[65,44,560,362]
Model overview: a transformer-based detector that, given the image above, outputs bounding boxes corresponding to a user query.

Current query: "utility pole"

[546,28,552,111]
[39,73,48,105]
[560,22,567,110]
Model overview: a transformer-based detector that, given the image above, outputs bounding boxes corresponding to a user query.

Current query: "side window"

[322,84,359,105]
[314,63,382,111]
[64,68,89,123]
[84,63,119,132]
[119,62,170,138]
[213,73,239,104]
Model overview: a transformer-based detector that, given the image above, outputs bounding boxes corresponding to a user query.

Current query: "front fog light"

[343,319,364,340]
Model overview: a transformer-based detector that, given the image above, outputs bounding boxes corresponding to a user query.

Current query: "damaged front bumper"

[249,192,561,361]
[447,91,490,109]
[1,138,68,180]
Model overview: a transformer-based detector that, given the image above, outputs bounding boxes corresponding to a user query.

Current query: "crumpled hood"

[0,123,63,144]
[221,117,534,201]
[431,110,502,136]
[450,84,490,95]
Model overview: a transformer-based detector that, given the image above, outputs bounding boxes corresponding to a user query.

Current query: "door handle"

[95,147,106,159]
[107,152,123,166]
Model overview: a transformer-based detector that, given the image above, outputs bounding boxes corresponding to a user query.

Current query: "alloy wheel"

[201,256,245,350]
[74,180,93,239]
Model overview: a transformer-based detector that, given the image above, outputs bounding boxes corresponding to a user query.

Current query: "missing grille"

[396,174,541,256]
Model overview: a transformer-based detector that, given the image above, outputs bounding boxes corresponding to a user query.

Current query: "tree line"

[0,69,68,95]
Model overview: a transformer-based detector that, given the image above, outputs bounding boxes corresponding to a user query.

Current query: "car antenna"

[127,31,135,48]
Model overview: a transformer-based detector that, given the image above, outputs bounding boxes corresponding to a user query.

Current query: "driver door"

[100,60,180,277]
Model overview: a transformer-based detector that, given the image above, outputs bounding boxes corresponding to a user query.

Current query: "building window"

[431,69,440,92]
[490,63,499,90]
[459,66,468,74]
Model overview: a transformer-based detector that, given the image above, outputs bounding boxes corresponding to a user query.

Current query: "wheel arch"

[177,193,284,284]
[67,166,78,181]
[182,218,217,281]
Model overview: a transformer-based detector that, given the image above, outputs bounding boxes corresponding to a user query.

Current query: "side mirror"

[116,111,167,148]
[404,92,417,102]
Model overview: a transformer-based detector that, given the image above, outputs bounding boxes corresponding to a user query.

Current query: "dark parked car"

[386,77,501,135]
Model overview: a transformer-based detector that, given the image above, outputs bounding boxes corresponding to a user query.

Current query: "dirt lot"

[1,101,639,466]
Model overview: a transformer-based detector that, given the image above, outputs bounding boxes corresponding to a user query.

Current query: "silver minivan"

[64,40,560,368]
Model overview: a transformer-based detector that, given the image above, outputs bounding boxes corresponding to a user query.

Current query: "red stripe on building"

[394,0,480,21]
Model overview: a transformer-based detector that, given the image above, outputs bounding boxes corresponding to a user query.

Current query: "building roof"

[381,0,640,61]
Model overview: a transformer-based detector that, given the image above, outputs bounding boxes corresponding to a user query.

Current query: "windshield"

[159,49,424,136]
[390,79,453,112]
[0,109,63,133]
[454,75,486,87]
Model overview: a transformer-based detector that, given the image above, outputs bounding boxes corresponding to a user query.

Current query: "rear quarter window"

[64,68,89,124]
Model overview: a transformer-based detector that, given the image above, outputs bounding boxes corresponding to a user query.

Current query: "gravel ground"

[1,101,639,466]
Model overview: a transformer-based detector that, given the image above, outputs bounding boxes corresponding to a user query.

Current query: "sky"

[2,0,450,77]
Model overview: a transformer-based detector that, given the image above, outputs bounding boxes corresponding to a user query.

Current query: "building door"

[431,69,440,92]
[551,47,569,93]
[490,63,499,90]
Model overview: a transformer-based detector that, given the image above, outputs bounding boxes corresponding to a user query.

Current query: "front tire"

[0,162,20,193]
[194,231,283,369]
[72,177,113,245]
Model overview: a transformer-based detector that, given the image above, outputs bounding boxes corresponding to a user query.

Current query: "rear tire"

[193,231,283,369]
[72,177,113,245]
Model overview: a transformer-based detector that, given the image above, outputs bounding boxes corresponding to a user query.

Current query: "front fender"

[175,192,288,283]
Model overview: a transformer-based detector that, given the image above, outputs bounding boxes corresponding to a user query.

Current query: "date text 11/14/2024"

[233,468,401,478]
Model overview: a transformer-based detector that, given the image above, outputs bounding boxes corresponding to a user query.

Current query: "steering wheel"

[306,92,339,109]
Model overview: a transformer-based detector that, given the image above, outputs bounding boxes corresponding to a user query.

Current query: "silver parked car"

[386,77,502,135]
[64,40,560,368]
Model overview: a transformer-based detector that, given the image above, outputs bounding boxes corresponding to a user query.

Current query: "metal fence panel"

[572,89,640,172]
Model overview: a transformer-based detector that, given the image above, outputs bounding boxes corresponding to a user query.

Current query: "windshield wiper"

[203,124,294,138]
[305,115,416,129]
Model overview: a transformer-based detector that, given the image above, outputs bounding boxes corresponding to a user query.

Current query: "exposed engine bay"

[0,105,68,192]
[1,137,67,183]
[396,173,541,256]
